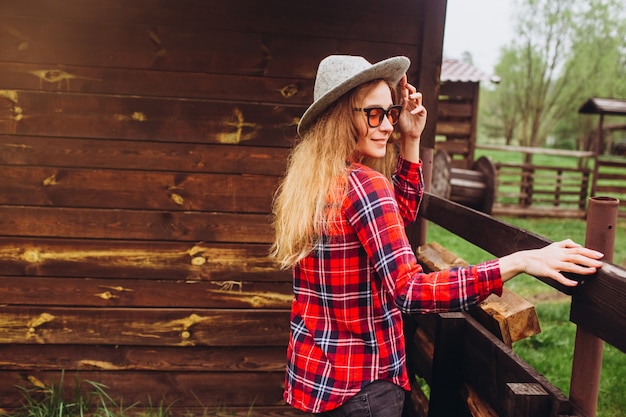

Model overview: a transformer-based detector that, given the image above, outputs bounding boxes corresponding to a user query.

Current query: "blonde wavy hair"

[270,80,399,269]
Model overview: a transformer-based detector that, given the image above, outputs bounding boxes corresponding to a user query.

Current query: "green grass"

[425,215,626,417]
[0,375,141,417]
[0,375,258,417]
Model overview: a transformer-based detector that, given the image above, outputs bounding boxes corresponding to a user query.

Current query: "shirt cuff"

[396,156,422,183]
[476,259,504,298]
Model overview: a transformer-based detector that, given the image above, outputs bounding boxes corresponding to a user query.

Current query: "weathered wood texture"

[435,81,480,169]
[0,0,445,412]
[405,312,588,417]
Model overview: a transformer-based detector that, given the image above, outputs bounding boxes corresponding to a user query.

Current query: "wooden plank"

[0,15,419,77]
[505,383,550,417]
[435,140,470,154]
[0,307,290,346]
[0,206,273,242]
[0,135,290,175]
[0,91,298,146]
[0,370,288,408]
[474,289,541,347]
[426,312,466,417]
[0,344,286,372]
[594,185,626,194]
[404,316,435,383]
[597,159,626,168]
[414,0,445,150]
[0,238,286,281]
[0,166,278,213]
[570,263,626,353]
[492,205,586,219]
[463,384,499,417]
[478,144,594,158]
[436,101,473,118]
[460,313,575,417]
[1,276,293,309]
[435,120,472,136]
[0,0,421,44]
[0,61,313,105]
[497,162,590,173]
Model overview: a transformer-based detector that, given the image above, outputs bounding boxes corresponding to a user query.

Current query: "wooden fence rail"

[475,145,626,218]
[592,158,626,212]
[496,163,590,209]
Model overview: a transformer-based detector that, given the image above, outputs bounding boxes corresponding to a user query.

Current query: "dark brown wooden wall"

[0,0,443,413]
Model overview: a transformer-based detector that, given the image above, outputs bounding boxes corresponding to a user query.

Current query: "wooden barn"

[0,0,446,414]
[436,57,498,169]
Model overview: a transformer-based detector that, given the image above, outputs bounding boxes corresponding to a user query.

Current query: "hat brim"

[297,56,410,135]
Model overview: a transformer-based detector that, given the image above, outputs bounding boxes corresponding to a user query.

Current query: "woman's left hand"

[398,74,427,142]
[499,239,604,286]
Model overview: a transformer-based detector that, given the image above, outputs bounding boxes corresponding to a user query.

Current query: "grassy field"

[425,213,626,417]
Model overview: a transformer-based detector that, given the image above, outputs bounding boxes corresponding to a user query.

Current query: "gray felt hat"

[297,55,410,135]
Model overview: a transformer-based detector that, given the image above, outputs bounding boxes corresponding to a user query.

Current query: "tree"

[481,0,626,149]
[553,0,626,149]
[480,48,523,145]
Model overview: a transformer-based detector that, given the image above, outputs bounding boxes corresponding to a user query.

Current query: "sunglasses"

[354,105,403,128]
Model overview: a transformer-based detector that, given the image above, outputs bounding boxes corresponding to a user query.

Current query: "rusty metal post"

[569,196,619,417]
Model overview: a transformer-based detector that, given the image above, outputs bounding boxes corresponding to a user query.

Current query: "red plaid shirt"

[285,157,502,413]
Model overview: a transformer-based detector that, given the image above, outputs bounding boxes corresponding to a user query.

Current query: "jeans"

[315,380,405,417]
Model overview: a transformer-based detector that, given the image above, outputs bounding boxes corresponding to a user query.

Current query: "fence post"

[427,312,466,417]
[569,196,619,417]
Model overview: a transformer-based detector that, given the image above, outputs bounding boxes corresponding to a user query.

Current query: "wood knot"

[279,83,299,98]
[23,250,41,263]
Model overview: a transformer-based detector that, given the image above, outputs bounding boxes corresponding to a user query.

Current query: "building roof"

[579,97,626,116]
[440,58,500,83]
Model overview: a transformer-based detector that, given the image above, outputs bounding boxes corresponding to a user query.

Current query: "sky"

[443,0,516,74]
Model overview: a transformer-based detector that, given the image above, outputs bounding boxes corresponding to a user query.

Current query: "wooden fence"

[592,158,626,214]
[404,192,626,417]
[496,163,590,211]
[478,145,593,217]
[476,145,626,217]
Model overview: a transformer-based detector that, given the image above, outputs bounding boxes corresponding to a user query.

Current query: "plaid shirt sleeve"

[392,157,424,226]
[345,163,503,313]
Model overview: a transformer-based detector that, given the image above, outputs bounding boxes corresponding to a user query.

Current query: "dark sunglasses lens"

[367,108,385,127]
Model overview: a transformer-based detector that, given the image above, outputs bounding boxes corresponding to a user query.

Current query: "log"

[431,150,496,214]
[416,242,541,345]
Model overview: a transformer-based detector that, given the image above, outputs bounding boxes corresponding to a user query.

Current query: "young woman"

[270,55,603,416]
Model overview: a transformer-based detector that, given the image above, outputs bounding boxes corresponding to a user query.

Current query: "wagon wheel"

[472,156,497,214]
[432,150,452,199]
